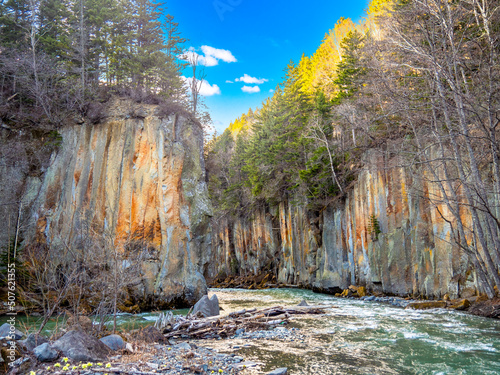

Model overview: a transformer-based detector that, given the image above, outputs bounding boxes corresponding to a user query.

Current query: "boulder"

[449,298,471,311]
[0,323,24,340]
[52,330,111,362]
[20,333,48,351]
[340,289,353,298]
[468,298,500,319]
[34,343,58,362]
[191,294,220,318]
[406,301,447,310]
[357,286,367,297]
[268,368,288,375]
[100,334,126,351]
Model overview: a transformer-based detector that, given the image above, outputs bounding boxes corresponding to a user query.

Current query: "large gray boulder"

[0,322,24,340]
[34,343,58,362]
[100,334,126,351]
[52,330,111,362]
[20,333,48,351]
[191,294,220,318]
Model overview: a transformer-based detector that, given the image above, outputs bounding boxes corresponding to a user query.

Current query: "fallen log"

[161,305,327,339]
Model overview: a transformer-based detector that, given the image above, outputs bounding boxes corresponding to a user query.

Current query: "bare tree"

[306,115,344,195]
[366,0,500,297]
[186,52,206,116]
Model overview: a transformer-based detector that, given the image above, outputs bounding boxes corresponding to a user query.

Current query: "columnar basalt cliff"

[210,150,477,299]
[22,99,213,309]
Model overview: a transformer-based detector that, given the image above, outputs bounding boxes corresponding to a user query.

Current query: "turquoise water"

[207,288,500,375]
[3,288,499,374]
[1,308,189,337]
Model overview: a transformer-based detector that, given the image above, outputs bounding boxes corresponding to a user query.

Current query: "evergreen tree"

[333,30,366,102]
[0,0,31,48]
[38,0,71,58]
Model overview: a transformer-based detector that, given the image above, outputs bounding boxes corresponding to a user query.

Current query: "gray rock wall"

[211,151,477,299]
[13,98,212,309]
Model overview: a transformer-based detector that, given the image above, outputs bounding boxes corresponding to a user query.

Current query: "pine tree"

[38,0,71,58]
[0,0,31,48]
[333,30,366,101]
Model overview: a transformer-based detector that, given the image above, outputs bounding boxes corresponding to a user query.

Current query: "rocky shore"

[2,287,499,374]
[2,296,315,375]
[2,323,294,375]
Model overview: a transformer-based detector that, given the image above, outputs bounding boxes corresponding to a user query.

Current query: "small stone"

[34,343,58,362]
[297,299,309,306]
[235,328,245,335]
[268,368,288,375]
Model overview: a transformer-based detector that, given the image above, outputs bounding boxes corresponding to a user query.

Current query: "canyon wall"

[18,99,212,309]
[211,150,477,299]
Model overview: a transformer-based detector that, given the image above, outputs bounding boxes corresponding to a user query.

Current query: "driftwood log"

[160,306,327,339]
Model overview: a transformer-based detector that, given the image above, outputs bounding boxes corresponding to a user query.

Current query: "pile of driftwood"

[155,306,326,339]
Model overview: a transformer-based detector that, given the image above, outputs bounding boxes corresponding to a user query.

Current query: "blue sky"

[164,0,370,134]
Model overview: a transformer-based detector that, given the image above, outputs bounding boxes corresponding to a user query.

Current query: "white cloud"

[199,81,221,96]
[241,85,260,94]
[201,45,237,64]
[226,80,234,83]
[269,89,274,93]
[181,46,236,67]
[235,74,268,84]
[182,76,221,96]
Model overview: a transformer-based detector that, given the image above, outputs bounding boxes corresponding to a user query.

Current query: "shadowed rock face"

[25,99,212,309]
[210,150,477,299]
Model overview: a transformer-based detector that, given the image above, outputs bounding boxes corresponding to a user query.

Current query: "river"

[4,288,500,374]
[200,288,500,375]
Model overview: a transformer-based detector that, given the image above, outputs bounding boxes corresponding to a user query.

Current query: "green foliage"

[368,214,382,240]
[207,24,372,217]
[333,30,366,102]
[0,0,189,127]
[43,131,63,148]
[230,257,239,275]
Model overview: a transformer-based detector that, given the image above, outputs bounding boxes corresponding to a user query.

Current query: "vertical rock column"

[26,100,212,309]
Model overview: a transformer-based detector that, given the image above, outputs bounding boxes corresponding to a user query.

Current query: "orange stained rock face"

[27,103,211,309]
[74,170,82,188]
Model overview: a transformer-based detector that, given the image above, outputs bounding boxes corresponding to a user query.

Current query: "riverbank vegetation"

[206,0,500,297]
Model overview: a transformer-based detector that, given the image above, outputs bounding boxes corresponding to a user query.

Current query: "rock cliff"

[210,150,477,299]
[19,98,212,309]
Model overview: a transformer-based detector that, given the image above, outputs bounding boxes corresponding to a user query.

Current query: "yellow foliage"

[367,0,393,15]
